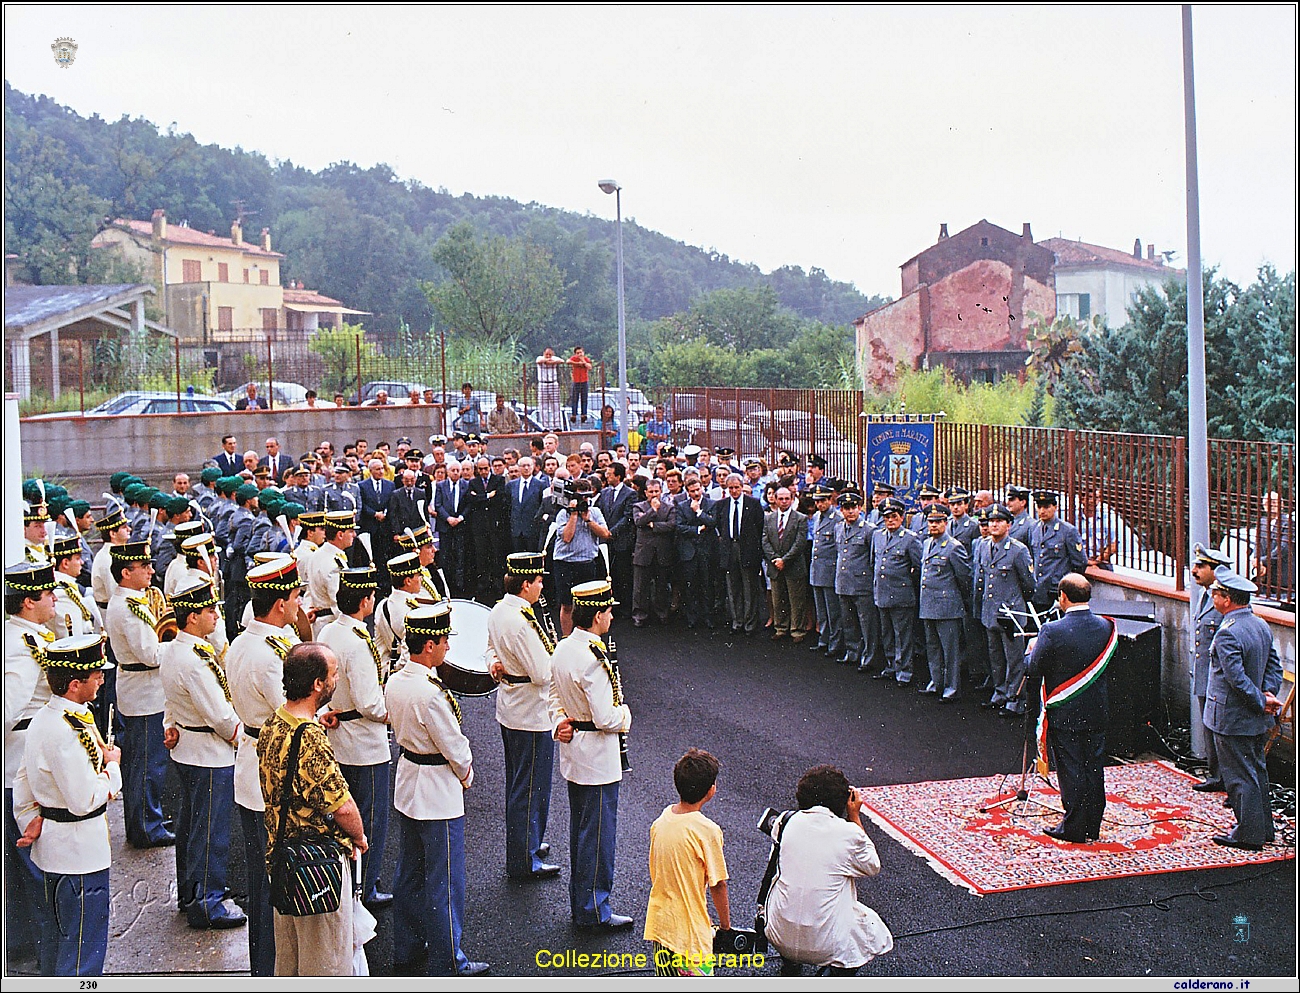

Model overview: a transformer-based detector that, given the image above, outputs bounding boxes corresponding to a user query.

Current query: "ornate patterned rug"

[859,760,1295,895]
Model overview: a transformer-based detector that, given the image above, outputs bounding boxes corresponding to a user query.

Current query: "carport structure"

[4,283,174,400]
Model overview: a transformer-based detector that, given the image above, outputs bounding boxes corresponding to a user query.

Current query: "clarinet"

[606,636,631,773]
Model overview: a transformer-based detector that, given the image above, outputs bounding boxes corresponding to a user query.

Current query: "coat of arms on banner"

[865,422,935,508]
[51,37,78,68]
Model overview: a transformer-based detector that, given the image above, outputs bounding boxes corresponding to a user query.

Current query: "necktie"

[733,499,741,538]
[778,512,786,538]
[453,484,459,515]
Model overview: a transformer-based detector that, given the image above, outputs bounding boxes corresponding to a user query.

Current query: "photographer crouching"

[762,765,893,976]
[554,478,610,636]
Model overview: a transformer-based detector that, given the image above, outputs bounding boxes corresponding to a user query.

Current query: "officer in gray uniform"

[1189,543,1233,792]
[866,481,895,526]
[946,487,979,548]
[909,484,942,533]
[807,483,845,660]
[834,490,880,671]
[282,465,325,513]
[973,505,1035,717]
[1028,490,1088,611]
[871,497,922,684]
[1203,571,1284,851]
[1005,485,1034,548]
[917,505,972,702]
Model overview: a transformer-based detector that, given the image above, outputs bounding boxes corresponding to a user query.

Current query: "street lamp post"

[598,179,628,448]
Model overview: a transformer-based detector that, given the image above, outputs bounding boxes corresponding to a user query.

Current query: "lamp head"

[598,180,620,195]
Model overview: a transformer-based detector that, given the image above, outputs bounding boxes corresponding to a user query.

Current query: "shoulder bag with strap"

[267,722,345,917]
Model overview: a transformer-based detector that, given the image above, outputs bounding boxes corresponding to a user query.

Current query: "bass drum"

[442,598,496,696]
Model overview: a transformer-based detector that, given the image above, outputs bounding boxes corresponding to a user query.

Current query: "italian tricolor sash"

[1034,617,1118,774]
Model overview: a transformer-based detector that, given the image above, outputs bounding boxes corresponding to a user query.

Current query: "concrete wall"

[1091,570,1295,721]
[19,406,605,503]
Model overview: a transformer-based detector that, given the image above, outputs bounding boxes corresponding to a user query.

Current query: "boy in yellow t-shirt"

[644,748,730,976]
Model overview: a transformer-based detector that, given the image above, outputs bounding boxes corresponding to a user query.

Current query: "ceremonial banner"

[865,422,934,507]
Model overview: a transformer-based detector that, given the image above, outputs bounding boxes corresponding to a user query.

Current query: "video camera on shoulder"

[561,478,591,514]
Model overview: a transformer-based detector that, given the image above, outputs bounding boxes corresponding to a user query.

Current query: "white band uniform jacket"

[291,540,319,611]
[164,568,228,655]
[320,614,391,766]
[160,631,239,768]
[105,590,164,717]
[13,696,121,875]
[376,590,420,674]
[5,617,55,785]
[51,574,103,640]
[548,629,631,787]
[225,619,297,811]
[90,545,116,606]
[385,665,473,820]
[763,806,893,969]
[489,593,554,732]
[304,543,348,633]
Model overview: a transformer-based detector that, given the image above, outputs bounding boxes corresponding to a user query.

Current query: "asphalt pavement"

[11,615,1294,979]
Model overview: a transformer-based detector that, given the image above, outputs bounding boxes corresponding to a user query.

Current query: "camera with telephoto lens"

[560,478,590,514]
[757,806,789,836]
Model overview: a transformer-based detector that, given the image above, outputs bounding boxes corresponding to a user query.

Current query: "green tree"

[647,339,740,387]
[654,285,800,353]
[425,221,563,343]
[1023,312,1089,390]
[308,322,379,397]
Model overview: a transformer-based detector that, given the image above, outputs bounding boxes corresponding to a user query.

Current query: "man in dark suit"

[1203,571,1285,851]
[715,472,765,634]
[436,460,472,596]
[631,478,676,627]
[466,457,508,602]
[508,457,546,553]
[389,468,430,540]
[359,457,395,590]
[258,437,293,484]
[674,475,716,629]
[1026,573,1114,844]
[595,463,636,613]
[762,486,810,641]
[213,435,241,476]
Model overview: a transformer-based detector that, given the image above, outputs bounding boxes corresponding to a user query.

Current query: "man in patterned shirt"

[258,642,368,976]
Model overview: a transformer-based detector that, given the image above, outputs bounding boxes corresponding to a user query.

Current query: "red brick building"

[854,219,1056,391]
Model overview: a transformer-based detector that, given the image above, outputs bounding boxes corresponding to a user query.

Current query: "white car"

[221,380,309,407]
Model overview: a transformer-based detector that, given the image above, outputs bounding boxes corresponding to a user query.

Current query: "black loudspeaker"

[1100,603,1163,756]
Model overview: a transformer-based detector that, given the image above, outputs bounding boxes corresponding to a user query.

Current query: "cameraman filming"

[763,765,893,976]
[555,477,610,635]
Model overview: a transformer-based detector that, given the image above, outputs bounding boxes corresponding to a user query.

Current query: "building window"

[217,262,229,283]
[259,269,270,285]
[181,259,202,282]
[1057,293,1092,321]
[981,237,989,246]
[261,308,278,332]
[217,306,233,331]
[243,269,249,283]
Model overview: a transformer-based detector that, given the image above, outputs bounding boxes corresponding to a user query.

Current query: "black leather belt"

[500,673,531,685]
[12,718,31,732]
[95,601,109,610]
[40,804,107,823]
[120,663,153,672]
[570,720,600,732]
[399,747,448,766]
[180,724,215,733]
[335,710,363,722]
[244,726,261,740]
[315,609,334,617]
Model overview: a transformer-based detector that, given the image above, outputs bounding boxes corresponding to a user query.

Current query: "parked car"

[589,386,654,422]
[353,380,432,405]
[666,392,767,422]
[84,391,235,415]
[220,380,309,407]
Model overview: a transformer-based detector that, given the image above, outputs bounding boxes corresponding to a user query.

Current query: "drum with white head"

[441,598,495,696]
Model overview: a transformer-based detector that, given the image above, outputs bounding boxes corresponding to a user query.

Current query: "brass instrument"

[148,586,177,642]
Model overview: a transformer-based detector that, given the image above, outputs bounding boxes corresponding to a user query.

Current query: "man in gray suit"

[631,479,676,627]
[807,484,843,659]
[871,498,922,685]
[1189,543,1232,792]
[1203,571,1285,851]
[972,505,1035,717]
[762,487,810,641]
[834,491,878,671]
[917,506,972,702]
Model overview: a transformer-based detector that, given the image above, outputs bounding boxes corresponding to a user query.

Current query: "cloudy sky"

[4,5,1295,297]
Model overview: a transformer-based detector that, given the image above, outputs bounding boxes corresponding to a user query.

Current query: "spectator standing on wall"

[567,347,593,422]
[536,348,565,431]
[455,383,482,434]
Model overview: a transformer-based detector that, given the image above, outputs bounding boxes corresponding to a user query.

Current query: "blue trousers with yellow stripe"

[567,780,619,926]
[172,760,233,923]
[43,868,109,976]
[4,788,56,972]
[501,726,554,878]
[340,761,391,902]
[393,813,469,975]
